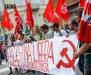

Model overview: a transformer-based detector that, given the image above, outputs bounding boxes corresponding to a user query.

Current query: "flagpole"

[50,0,59,24]
[56,0,63,28]
[50,0,58,24]
[51,0,62,27]
[50,9,55,24]
[62,20,65,29]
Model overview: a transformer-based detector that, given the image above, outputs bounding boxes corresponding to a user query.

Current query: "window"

[39,0,48,4]
[34,0,40,4]
[14,0,21,6]
[69,12,74,20]
[21,0,26,5]
[45,0,48,4]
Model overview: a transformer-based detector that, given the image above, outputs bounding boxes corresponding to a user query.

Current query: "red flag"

[2,8,14,31]
[14,33,19,40]
[14,5,23,33]
[43,0,60,24]
[78,0,91,42]
[55,0,70,21]
[79,0,86,8]
[25,0,34,30]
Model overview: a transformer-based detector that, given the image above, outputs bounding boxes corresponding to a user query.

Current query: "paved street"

[0,60,44,75]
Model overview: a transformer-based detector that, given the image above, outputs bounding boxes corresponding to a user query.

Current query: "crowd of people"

[0,7,90,75]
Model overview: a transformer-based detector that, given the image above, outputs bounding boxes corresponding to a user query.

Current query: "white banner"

[7,34,78,75]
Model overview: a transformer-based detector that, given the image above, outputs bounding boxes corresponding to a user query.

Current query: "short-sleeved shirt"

[35,32,45,41]
[61,29,66,36]
[42,33,46,40]
[78,41,91,63]
[84,47,91,63]
[15,40,24,45]
[46,31,53,39]
[35,33,42,41]
[9,42,16,47]
[53,29,66,38]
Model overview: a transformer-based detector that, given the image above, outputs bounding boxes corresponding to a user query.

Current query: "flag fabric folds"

[25,0,34,30]
[78,0,91,42]
[14,4,23,34]
[79,0,86,8]
[43,0,60,24]
[55,0,70,21]
[2,8,14,31]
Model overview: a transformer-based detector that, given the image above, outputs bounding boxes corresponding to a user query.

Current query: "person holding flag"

[73,8,84,75]
[73,0,91,75]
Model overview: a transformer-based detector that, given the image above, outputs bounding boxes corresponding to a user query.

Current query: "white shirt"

[15,40,24,45]
[53,31,59,38]
[53,29,66,38]
[61,29,66,36]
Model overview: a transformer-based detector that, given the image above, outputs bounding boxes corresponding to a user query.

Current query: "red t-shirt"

[0,45,2,51]
[78,19,91,42]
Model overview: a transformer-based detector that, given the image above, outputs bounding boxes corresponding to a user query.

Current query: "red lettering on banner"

[37,42,42,62]
[16,61,20,67]
[18,61,24,68]
[33,43,38,62]
[45,63,49,72]
[23,44,32,62]
[37,40,50,62]
[44,40,49,62]
[8,47,14,61]
[27,62,33,69]
[14,46,20,61]
[48,41,54,64]
[8,61,49,73]
[32,62,49,72]
[41,41,46,62]
[21,45,24,61]
[7,40,51,73]
[38,41,46,62]
[9,61,14,66]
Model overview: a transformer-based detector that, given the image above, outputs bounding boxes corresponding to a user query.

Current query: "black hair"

[10,36,15,41]
[20,34,24,37]
[53,22,59,28]
[35,26,39,28]
[71,19,78,27]
[10,36,15,39]
[41,24,49,30]
[74,8,83,17]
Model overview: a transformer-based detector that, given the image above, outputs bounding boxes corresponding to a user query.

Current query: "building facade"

[0,0,80,40]
[0,0,48,40]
